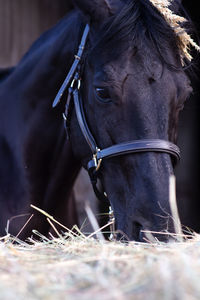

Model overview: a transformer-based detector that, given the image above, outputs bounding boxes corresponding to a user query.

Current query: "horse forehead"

[93,54,137,83]
[92,47,162,83]
[103,62,130,80]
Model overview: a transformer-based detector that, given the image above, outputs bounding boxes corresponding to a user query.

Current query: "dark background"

[175,1,200,230]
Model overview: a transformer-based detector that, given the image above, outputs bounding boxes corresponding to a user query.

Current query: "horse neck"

[0,9,83,168]
[0,10,83,209]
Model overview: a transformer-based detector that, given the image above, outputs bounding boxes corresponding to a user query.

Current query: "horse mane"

[91,0,196,70]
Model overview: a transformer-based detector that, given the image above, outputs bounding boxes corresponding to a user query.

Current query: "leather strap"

[73,88,97,154]
[87,139,180,170]
[53,24,181,204]
[52,24,90,108]
[72,86,180,171]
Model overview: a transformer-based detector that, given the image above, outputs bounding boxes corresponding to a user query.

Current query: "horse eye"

[95,87,111,103]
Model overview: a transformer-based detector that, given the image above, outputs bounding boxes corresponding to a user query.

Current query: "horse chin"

[114,221,175,243]
[107,195,176,243]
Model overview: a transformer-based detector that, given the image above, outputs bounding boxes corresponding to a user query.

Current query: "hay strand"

[149,0,200,64]
[0,228,200,299]
[169,175,183,242]
[85,202,105,241]
[0,202,200,299]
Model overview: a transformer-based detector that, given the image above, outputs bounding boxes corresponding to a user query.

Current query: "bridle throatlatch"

[52,24,181,204]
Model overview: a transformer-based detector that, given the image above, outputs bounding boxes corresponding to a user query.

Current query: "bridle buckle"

[109,206,116,241]
[70,76,81,90]
[93,148,102,172]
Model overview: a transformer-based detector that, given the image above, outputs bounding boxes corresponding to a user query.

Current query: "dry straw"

[0,217,200,299]
[149,0,200,64]
[0,178,198,299]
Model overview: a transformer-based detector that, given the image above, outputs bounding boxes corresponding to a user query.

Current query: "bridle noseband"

[53,24,180,202]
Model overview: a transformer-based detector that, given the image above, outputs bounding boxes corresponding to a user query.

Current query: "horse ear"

[73,0,123,24]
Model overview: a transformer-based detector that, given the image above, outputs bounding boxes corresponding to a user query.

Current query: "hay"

[149,0,200,64]
[0,183,199,300]
[1,229,200,300]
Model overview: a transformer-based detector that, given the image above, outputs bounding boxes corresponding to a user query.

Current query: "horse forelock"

[89,0,195,71]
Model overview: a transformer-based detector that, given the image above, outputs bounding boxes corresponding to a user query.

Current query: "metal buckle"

[109,206,116,241]
[62,112,67,122]
[70,78,81,90]
[92,148,102,171]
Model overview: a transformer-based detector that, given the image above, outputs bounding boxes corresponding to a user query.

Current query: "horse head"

[69,0,192,241]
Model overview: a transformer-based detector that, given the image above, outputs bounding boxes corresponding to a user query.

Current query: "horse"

[0,0,194,241]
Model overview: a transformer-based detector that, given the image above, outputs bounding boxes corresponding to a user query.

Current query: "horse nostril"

[132,222,144,242]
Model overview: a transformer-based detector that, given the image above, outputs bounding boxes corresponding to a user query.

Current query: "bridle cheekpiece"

[52,24,180,203]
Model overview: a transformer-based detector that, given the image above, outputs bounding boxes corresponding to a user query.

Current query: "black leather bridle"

[52,24,180,202]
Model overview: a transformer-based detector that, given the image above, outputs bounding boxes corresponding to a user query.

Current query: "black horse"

[0,0,194,241]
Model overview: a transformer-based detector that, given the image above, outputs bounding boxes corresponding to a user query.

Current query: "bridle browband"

[52,24,180,202]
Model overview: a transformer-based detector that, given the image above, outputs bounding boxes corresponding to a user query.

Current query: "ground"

[1,228,200,300]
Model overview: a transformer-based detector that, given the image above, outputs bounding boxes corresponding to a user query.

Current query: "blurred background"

[0,0,199,232]
[0,0,73,67]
